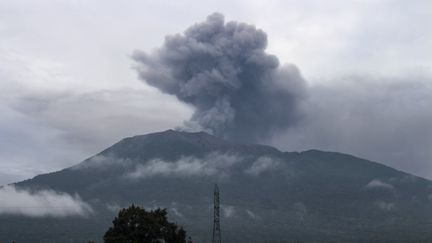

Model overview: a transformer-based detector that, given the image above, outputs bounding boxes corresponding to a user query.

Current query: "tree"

[104,204,192,243]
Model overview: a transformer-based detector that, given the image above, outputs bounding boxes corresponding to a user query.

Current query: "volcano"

[2,130,432,242]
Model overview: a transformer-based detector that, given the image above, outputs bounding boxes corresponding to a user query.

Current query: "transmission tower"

[212,184,222,243]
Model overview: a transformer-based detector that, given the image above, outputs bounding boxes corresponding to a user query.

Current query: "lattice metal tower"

[212,184,222,243]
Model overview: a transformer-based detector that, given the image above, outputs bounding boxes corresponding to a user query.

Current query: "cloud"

[105,202,122,213]
[9,88,192,156]
[170,207,184,218]
[365,179,394,191]
[1,0,432,185]
[0,50,191,185]
[245,209,260,220]
[272,75,432,179]
[244,156,280,176]
[0,186,92,217]
[222,205,235,218]
[376,201,396,211]
[127,152,240,179]
[133,13,307,142]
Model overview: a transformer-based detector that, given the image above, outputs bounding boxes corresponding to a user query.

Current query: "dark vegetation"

[104,205,192,243]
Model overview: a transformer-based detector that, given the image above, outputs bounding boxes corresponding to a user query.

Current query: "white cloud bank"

[365,179,394,191]
[127,153,285,180]
[245,156,280,176]
[127,153,240,179]
[0,186,93,217]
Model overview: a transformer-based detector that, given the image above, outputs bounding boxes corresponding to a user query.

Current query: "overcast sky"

[1,0,431,185]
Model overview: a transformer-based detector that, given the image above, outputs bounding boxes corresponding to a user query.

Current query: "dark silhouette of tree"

[104,204,191,243]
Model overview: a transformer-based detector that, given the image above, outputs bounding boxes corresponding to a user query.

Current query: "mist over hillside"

[1,130,432,242]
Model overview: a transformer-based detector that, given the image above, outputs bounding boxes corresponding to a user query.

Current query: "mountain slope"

[3,130,432,242]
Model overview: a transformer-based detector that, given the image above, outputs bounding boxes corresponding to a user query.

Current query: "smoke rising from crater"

[133,13,306,142]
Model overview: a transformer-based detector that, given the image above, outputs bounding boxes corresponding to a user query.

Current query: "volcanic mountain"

[2,130,432,242]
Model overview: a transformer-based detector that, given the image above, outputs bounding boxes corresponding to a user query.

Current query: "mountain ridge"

[3,129,432,242]
[21,130,419,180]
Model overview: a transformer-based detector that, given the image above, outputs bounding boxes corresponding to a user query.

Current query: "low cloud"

[365,179,394,191]
[245,209,260,220]
[0,186,92,217]
[222,205,235,218]
[170,207,184,218]
[244,156,280,176]
[376,201,396,211]
[105,202,122,213]
[127,153,240,179]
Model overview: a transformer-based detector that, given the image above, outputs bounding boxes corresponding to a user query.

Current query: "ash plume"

[133,13,306,142]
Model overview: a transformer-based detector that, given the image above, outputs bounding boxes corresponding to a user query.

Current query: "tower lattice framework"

[212,184,222,243]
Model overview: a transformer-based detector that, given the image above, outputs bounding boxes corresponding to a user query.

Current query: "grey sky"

[0,0,431,185]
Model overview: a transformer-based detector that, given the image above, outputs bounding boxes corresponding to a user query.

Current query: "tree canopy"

[104,204,191,243]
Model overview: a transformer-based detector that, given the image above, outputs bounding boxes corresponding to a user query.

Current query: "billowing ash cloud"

[133,13,306,142]
[0,186,92,217]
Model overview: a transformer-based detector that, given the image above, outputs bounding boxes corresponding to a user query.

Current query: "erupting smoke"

[133,13,306,142]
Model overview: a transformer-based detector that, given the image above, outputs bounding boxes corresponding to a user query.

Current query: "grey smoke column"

[133,13,306,142]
